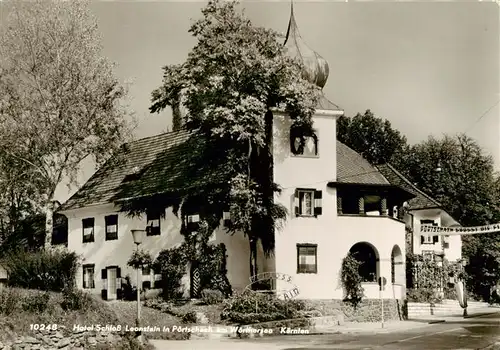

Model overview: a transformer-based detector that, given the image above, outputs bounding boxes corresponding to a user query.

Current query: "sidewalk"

[408,305,500,324]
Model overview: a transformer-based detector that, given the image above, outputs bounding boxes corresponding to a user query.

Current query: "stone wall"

[0,326,142,350]
[305,299,406,322]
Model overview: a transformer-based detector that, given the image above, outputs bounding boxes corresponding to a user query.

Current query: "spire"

[283,0,329,89]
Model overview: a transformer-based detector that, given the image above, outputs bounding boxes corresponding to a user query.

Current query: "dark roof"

[336,142,389,185]
[60,130,193,211]
[61,132,392,212]
[376,163,441,209]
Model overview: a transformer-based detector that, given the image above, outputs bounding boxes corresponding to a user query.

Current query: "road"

[235,312,500,350]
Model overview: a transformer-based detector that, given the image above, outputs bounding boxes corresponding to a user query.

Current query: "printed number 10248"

[30,324,58,331]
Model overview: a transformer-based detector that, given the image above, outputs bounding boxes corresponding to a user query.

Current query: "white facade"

[406,208,462,262]
[272,110,406,300]
[61,107,409,301]
[64,203,270,299]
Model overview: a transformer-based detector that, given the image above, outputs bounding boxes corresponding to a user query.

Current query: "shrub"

[181,310,197,324]
[60,287,93,311]
[21,292,51,313]
[221,292,308,324]
[1,249,78,292]
[121,276,138,301]
[341,253,364,307]
[0,287,19,315]
[201,289,224,305]
[407,288,442,304]
[152,248,187,300]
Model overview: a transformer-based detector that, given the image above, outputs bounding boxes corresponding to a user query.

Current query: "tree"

[337,110,408,165]
[397,134,500,301]
[147,0,320,278]
[0,0,132,248]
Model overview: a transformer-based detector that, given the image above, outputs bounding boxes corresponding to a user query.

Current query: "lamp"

[131,229,145,246]
[130,229,146,344]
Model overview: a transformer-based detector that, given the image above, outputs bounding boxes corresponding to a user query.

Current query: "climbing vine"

[152,199,233,300]
[341,253,364,307]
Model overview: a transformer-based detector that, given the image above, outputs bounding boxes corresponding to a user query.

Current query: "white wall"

[410,209,462,262]
[63,203,267,297]
[271,110,405,300]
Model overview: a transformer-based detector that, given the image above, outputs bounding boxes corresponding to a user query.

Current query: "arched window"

[349,242,378,283]
[290,127,318,157]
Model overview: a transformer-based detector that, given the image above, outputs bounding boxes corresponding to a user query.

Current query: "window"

[146,212,161,236]
[105,215,118,241]
[290,128,318,157]
[83,264,95,289]
[297,244,317,274]
[420,220,438,244]
[142,266,151,276]
[294,189,322,217]
[82,218,95,243]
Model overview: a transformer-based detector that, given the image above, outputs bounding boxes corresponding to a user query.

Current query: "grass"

[0,287,187,344]
[109,300,187,340]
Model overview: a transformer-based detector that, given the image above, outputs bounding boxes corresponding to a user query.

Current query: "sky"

[2,1,500,203]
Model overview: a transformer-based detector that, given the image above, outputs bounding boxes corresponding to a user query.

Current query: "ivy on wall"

[152,200,233,300]
[341,253,364,308]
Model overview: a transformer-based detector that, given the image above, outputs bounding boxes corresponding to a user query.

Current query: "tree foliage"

[394,134,500,301]
[337,110,500,301]
[337,110,408,165]
[0,0,132,248]
[145,0,321,277]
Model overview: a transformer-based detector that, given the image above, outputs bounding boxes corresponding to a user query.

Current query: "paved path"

[150,310,500,350]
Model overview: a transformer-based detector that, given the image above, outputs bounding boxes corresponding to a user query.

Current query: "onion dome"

[284,2,329,89]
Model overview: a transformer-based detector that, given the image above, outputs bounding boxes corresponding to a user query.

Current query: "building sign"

[245,272,300,300]
[419,224,500,236]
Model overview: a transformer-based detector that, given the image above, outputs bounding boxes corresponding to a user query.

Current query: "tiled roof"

[60,130,193,211]
[61,132,390,211]
[376,163,441,209]
[336,142,389,185]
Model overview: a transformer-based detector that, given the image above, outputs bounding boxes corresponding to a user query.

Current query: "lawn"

[109,300,188,340]
[0,287,188,344]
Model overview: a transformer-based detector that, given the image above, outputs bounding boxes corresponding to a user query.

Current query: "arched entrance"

[391,245,404,285]
[349,242,379,282]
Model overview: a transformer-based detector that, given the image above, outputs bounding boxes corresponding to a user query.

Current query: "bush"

[407,288,442,304]
[201,289,224,305]
[1,249,78,292]
[60,287,93,311]
[152,248,187,300]
[181,310,197,324]
[221,292,308,324]
[21,292,51,313]
[0,287,19,315]
[341,253,364,307]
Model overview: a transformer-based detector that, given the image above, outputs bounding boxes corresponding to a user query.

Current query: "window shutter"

[420,236,425,245]
[433,235,439,244]
[117,267,121,278]
[294,189,299,216]
[101,289,107,300]
[101,268,107,279]
[314,190,322,216]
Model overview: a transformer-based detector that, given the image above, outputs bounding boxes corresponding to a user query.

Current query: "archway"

[349,242,379,282]
[391,245,404,285]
